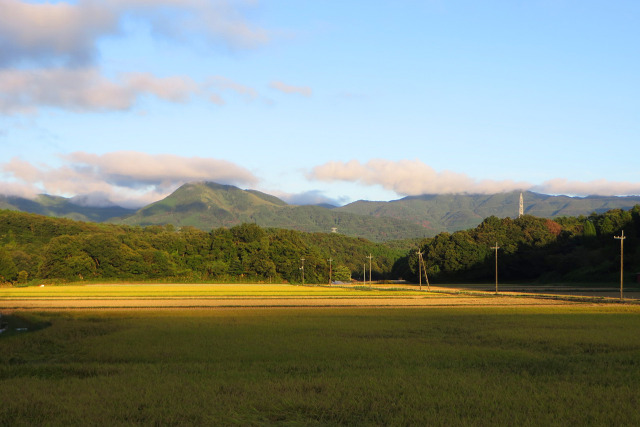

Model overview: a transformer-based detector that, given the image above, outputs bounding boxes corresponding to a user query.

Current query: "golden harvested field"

[0,283,599,310]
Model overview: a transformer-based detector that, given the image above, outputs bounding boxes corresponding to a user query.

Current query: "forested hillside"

[395,206,640,284]
[2,205,639,286]
[0,210,405,284]
[0,194,134,222]
[6,183,640,242]
[337,191,640,233]
[116,182,430,241]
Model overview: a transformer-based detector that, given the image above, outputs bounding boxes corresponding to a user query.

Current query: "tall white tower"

[518,192,524,218]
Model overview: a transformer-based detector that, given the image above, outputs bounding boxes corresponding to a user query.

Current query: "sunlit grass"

[1,306,640,425]
[0,283,436,299]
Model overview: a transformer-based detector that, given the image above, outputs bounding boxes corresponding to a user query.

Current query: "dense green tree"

[0,249,18,282]
[583,220,597,238]
[333,265,352,282]
[2,206,639,285]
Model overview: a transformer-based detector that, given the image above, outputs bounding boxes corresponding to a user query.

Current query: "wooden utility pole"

[490,242,500,294]
[300,258,305,286]
[420,251,430,292]
[363,263,366,284]
[614,231,626,300]
[417,249,430,291]
[417,249,423,291]
[366,254,373,286]
[328,258,333,285]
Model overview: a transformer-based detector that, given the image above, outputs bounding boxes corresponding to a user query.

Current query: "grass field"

[2,303,640,425]
[0,283,429,298]
[0,282,583,309]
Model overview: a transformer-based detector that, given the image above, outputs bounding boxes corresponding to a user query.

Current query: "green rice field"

[2,305,640,425]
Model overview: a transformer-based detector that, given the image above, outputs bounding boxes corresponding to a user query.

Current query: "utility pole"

[366,254,373,286]
[490,242,500,294]
[418,249,430,292]
[363,263,366,284]
[614,231,626,300]
[417,249,423,291]
[328,258,333,285]
[300,258,305,286]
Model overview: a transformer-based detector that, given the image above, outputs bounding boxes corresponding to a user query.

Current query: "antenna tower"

[518,192,524,218]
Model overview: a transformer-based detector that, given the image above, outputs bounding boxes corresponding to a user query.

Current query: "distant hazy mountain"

[3,184,640,241]
[0,194,135,223]
[335,191,640,233]
[115,182,430,241]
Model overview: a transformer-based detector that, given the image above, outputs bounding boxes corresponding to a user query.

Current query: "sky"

[1,0,639,208]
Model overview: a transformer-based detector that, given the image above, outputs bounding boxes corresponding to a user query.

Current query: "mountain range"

[3,182,640,241]
[0,194,132,223]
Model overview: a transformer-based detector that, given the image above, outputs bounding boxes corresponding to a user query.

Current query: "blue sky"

[1,0,638,208]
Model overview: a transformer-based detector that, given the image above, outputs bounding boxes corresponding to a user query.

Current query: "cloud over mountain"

[309,159,529,195]
[1,151,259,207]
[309,159,640,197]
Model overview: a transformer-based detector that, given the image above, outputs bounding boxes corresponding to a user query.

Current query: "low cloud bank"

[275,190,345,207]
[3,156,639,209]
[0,151,259,208]
[309,159,529,195]
[309,159,640,197]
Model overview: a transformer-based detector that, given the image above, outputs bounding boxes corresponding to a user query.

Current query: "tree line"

[0,210,404,285]
[1,206,639,286]
[394,205,640,284]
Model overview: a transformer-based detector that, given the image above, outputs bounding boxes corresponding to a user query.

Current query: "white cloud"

[270,81,312,97]
[0,68,204,113]
[534,179,640,197]
[272,190,344,206]
[309,159,529,195]
[1,151,260,207]
[0,0,117,66]
[122,72,199,103]
[0,180,40,200]
[0,67,269,113]
[63,151,258,188]
[0,1,274,114]
[208,76,259,100]
[308,159,640,197]
[0,0,270,67]
[209,94,226,106]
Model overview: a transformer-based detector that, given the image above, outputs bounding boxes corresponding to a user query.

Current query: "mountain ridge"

[3,182,640,241]
[0,194,134,223]
[116,182,430,241]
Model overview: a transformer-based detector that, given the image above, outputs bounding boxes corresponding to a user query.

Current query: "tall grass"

[1,306,640,425]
